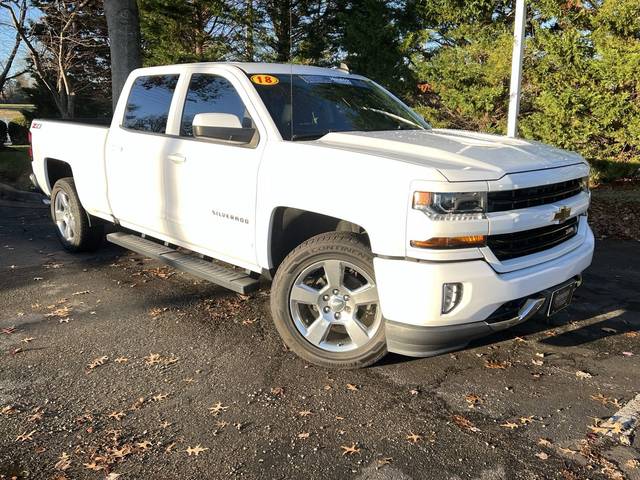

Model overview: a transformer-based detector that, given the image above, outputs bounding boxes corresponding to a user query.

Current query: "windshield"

[249,73,430,141]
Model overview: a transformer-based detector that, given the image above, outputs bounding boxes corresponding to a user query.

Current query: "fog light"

[442,283,463,314]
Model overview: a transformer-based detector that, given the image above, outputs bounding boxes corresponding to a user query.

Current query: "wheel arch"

[44,158,74,192]
[266,206,371,275]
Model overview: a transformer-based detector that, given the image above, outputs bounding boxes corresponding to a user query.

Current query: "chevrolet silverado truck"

[29,62,594,368]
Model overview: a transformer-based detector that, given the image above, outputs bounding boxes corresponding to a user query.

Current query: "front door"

[161,70,265,268]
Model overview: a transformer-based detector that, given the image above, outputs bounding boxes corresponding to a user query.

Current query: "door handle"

[168,153,186,164]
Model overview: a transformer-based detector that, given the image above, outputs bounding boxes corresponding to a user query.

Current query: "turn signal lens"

[410,235,486,249]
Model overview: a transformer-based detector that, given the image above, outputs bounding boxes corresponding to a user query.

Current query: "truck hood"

[318,129,586,182]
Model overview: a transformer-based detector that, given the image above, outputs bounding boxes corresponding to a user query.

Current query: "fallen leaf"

[16,430,36,441]
[152,393,168,402]
[1,326,16,335]
[535,452,549,460]
[185,444,208,456]
[54,452,71,470]
[406,432,422,444]
[377,457,393,466]
[452,415,480,432]
[1,405,17,415]
[144,353,161,365]
[87,356,108,370]
[625,459,639,469]
[409,388,419,395]
[485,360,509,369]
[107,411,126,421]
[538,438,553,447]
[297,432,310,439]
[624,332,638,338]
[465,394,483,408]
[558,447,579,455]
[105,474,121,480]
[519,416,534,425]
[532,359,544,366]
[136,440,152,451]
[21,337,35,343]
[27,408,43,422]
[164,356,179,365]
[576,370,593,379]
[165,442,176,453]
[83,462,104,471]
[622,351,634,357]
[298,410,312,417]
[271,387,285,396]
[340,443,361,456]
[590,393,611,406]
[500,422,519,430]
[114,357,129,363]
[208,402,229,416]
[346,383,359,391]
[160,421,172,428]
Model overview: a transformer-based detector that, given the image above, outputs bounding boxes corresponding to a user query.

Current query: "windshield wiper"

[361,107,424,129]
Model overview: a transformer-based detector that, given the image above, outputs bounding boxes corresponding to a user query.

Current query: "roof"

[177,62,355,77]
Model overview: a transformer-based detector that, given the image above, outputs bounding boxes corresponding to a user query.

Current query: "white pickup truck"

[29,62,594,368]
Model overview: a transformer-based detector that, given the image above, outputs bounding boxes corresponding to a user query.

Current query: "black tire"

[270,232,388,369]
[50,177,103,252]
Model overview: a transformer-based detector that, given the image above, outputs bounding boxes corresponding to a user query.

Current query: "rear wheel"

[51,177,103,252]
[270,232,387,369]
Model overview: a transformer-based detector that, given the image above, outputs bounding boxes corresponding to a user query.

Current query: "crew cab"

[29,62,594,368]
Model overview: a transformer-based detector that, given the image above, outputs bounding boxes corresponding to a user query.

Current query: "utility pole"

[507,0,526,138]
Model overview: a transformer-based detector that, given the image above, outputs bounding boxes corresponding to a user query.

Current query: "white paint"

[29,61,594,333]
[507,0,526,138]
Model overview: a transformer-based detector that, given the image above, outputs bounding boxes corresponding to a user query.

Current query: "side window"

[180,74,250,137]
[123,75,179,133]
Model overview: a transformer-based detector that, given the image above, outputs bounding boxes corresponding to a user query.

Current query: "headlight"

[413,191,486,220]
[580,176,590,193]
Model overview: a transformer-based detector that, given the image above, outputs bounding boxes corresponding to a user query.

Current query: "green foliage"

[0,121,7,146]
[8,120,28,145]
[411,0,640,181]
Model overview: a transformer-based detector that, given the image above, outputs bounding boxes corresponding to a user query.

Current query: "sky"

[0,4,39,77]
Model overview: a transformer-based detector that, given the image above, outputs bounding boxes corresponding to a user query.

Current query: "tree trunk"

[104,0,142,113]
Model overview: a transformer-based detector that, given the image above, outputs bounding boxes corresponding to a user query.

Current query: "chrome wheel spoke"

[289,258,382,353]
[290,284,319,305]
[323,260,344,288]
[350,284,378,306]
[304,316,332,346]
[344,317,370,348]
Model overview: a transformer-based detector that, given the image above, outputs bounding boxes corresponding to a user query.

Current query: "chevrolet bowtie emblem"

[553,206,572,222]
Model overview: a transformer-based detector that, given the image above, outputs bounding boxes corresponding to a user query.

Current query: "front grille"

[487,178,583,212]
[488,217,579,261]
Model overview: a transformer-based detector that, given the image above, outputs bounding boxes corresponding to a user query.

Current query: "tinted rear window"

[123,75,179,133]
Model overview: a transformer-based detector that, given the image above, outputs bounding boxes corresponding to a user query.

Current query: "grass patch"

[0,145,32,190]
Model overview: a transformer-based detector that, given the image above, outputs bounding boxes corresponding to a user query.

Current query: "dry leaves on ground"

[452,415,480,432]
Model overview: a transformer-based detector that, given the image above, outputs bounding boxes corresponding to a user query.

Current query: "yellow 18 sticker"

[251,74,279,86]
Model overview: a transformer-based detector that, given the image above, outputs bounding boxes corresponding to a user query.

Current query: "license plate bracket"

[547,282,577,317]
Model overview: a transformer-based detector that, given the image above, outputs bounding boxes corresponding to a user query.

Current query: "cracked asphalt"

[1,199,639,480]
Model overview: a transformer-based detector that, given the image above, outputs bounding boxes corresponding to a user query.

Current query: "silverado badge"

[553,206,571,223]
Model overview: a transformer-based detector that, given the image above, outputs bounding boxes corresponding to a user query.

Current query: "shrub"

[8,120,29,145]
[0,121,7,146]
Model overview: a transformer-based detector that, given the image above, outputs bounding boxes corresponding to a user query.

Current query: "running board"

[106,232,259,294]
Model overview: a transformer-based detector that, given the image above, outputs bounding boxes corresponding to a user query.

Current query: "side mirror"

[192,113,257,144]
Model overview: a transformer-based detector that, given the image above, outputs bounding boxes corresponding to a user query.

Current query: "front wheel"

[270,232,387,369]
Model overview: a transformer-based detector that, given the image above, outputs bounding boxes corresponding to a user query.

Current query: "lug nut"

[343,295,350,301]
[323,306,330,313]
[334,312,341,320]
[333,289,339,295]
[322,294,329,301]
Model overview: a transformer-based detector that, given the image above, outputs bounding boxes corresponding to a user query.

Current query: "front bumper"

[375,225,594,357]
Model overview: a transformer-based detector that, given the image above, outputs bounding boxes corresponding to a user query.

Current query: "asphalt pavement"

[1,198,639,480]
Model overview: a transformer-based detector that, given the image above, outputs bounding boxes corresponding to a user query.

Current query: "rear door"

[161,67,266,268]
[105,73,181,236]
